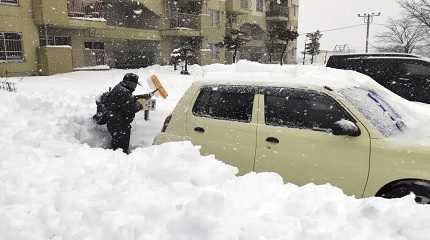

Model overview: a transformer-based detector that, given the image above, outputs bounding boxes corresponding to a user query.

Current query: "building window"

[84,41,105,50]
[240,0,249,9]
[227,14,237,28]
[0,0,18,5]
[209,9,220,26]
[84,41,105,66]
[40,36,71,46]
[209,43,220,60]
[0,32,23,62]
[256,0,264,12]
[67,0,105,19]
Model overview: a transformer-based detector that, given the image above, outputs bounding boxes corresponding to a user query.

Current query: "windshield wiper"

[367,91,406,131]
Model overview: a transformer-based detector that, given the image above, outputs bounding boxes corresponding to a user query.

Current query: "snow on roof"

[195,60,376,91]
[357,56,430,61]
[330,52,421,58]
[71,17,107,22]
[44,45,72,48]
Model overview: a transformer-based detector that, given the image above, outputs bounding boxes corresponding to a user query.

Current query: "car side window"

[192,86,255,123]
[400,61,430,76]
[264,88,355,130]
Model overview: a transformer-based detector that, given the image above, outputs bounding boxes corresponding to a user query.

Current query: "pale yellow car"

[154,77,430,203]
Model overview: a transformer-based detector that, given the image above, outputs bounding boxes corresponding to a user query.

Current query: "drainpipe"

[44,25,49,46]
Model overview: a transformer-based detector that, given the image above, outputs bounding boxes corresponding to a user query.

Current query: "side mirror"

[332,120,361,137]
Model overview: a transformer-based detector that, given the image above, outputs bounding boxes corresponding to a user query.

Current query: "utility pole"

[358,12,381,53]
[302,39,307,65]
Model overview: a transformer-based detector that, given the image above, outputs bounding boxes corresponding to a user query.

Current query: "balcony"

[226,0,251,14]
[169,13,200,29]
[161,12,201,37]
[67,0,105,19]
[266,5,289,21]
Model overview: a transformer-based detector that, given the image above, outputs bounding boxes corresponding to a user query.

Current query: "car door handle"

[194,127,205,133]
[266,137,279,144]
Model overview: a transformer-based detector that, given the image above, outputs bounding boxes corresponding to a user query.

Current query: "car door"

[254,87,371,197]
[186,85,258,175]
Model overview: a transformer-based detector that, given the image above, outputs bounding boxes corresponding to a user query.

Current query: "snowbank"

[1,62,430,239]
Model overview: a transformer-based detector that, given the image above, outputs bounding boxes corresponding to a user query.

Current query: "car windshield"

[339,88,406,137]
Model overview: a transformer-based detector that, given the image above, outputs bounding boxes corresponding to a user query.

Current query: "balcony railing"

[169,13,200,29]
[68,0,105,19]
[266,5,289,18]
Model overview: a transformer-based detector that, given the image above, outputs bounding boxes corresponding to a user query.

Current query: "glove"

[135,101,144,112]
[142,93,152,100]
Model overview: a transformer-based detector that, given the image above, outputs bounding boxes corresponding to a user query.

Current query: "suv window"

[264,88,355,130]
[400,61,430,76]
[192,86,255,123]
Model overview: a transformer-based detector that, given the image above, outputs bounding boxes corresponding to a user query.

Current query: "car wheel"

[380,185,430,204]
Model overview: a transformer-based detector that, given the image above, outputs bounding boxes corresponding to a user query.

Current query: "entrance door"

[254,87,370,196]
[186,85,258,174]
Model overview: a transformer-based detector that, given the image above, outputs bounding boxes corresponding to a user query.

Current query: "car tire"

[380,184,430,204]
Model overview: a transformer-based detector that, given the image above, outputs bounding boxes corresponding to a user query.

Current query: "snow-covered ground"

[1,61,430,240]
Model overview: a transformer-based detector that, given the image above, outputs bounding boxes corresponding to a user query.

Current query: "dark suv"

[327,53,430,104]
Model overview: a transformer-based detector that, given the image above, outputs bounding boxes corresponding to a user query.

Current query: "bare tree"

[398,0,430,29]
[375,17,427,53]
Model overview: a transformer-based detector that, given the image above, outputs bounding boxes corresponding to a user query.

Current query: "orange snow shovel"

[147,74,168,99]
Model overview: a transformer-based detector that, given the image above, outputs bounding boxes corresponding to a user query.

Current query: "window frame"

[256,0,264,12]
[0,32,24,63]
[39,35,72,47]
[0,0,19,6]
[209,9,221,27]
[208,43,220,60]
[192,85,257,123]
[262,87,357,132]
[240,0,249,10]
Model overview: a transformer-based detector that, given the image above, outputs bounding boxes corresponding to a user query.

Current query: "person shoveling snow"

[93,73,168,154]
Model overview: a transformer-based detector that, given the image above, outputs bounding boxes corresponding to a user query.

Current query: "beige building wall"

[0,1,40,76]
[0,0,300,76]
[201,0,227,65]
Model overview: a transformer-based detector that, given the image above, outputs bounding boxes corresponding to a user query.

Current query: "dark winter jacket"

[105,82,141,126]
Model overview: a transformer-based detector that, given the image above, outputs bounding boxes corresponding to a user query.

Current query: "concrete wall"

[38,46,73,75]
[0,1,40,76]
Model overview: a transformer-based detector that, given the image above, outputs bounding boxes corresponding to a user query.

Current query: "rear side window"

[264,88,355,130]
[400,61,430,76]
[192,86,255,122]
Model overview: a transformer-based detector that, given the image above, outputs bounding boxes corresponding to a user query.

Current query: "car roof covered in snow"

[329,53,422,59]
[194,60,376,91]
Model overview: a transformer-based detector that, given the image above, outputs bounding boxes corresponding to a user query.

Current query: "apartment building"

[0,0,299,76]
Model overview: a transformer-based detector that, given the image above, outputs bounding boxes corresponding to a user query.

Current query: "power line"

[358,12,382,53]
[298,24,366,36]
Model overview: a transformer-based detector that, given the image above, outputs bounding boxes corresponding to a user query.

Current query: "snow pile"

[1,62,430,239]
